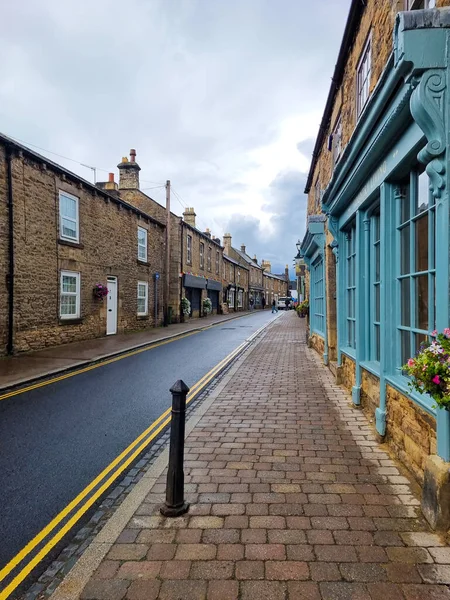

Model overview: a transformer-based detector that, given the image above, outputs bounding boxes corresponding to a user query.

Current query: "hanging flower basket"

[403,329,450,411]
[93,283,109,300]
[181,297,191,316]
[203,297,212,315]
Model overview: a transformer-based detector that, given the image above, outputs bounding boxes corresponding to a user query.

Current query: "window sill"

[137,259,149,266]
[340,347,356,361]
[385,374,436,417]
[360,360,380,378]
[59,318,83,325]
[137,315,149,320]
[58,239,83,249]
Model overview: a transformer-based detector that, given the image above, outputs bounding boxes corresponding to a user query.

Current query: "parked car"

[278,297,292,310]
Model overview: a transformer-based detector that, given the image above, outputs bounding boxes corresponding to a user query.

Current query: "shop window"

[228,288,235,307]
[311,256,325,336]
[396,171,435,368]
[237,290,243,308]
[344,224,357,349]
[370,209,381,361]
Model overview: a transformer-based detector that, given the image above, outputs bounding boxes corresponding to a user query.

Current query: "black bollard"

[160,379,190,517]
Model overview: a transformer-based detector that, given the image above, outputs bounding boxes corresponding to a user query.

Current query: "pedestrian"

[271,299,277,314]
[249,296,254,311]
[262,297,266,310]
[285,298,290,310]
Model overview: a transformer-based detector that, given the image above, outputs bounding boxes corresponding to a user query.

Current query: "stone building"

[261,260,290,306]
[222,255,249,311]
[0,135,166,356]
[222,234,265,307]
[300,0,450,528]
[116,153,223,320]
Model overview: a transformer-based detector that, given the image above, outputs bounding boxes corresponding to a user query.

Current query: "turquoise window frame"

[395,171,436,372]
[345,223,357,349]
[370,207,381,363]
[311,255,325,337]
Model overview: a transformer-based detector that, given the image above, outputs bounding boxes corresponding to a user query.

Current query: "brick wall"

[1,143,166,355]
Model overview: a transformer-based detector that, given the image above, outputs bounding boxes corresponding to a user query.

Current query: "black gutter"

[304,0,364,193]
[6,145,14,354]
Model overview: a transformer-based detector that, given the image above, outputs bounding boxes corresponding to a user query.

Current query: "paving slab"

[49,312,450,599]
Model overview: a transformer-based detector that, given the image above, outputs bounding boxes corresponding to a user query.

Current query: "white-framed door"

[106,277,118,335]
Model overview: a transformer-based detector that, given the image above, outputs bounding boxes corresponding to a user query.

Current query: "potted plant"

[93,283,109,300]
[403,329,450,410]
[203,297,212,316]
[297,299,309,318]
[181,297,191,318]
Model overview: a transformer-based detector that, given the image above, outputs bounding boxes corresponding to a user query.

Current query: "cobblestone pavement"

[69,313,450,599]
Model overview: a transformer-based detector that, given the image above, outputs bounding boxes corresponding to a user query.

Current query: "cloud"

[0,0,350,274]
[297,138,316,160]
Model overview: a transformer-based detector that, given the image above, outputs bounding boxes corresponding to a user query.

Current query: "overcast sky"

[1,0,349,277]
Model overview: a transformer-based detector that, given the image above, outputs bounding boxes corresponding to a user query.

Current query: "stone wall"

[0,145,9,353]
[361,368,380,417]
[310,333,325,359]
[341,353,356,391]
[386,385,437,484]
[1,143,166,355]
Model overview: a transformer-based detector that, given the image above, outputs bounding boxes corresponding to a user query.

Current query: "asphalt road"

[0,311,278,575]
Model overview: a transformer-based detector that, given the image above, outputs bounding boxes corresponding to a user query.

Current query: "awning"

[207,279,222,292]
[183,274,207,289]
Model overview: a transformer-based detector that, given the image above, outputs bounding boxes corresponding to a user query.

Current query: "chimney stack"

[241,244,246,254]
[183,207,196,228]
[253,254,258,264]
[261,259,271,273]
[223,233,232,255]
[204,228,211,239]
[95,172,118,193]
[118,149,141,190]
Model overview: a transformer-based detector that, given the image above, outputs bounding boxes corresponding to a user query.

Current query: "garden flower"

[444,328,450,338]
[433,375,441,385]
[431,330,438,337]
[407,359,415,367]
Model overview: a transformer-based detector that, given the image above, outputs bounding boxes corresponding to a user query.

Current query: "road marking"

[0,322,265,599]
[0,312,258,403]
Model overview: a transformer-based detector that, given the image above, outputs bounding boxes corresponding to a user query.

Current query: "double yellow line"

[0,327,261,599]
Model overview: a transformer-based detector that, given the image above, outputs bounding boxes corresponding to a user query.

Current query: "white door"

[106,277,118,335]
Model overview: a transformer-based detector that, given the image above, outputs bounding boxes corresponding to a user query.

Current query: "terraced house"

[0,135,166,356]
[301,0,450,528]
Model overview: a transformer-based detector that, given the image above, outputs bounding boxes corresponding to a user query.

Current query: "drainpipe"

[6,145,14,355]
[352,210,363,405]
[375,183,389,436]
[323,234,329,366]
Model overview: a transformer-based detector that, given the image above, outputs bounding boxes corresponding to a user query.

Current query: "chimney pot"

[130,149,136,162]
[241,244,246,253]
[108,172,114,183]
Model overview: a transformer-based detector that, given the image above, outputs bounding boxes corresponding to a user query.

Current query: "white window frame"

[200,242,205,269]
[332,114,342,166]
[137,281,148,316]
[405,0,435,8]
[216,251,220,274]
[207,247,212,271]
[60,270,80,319]
[59,191,79,242]
[315,178,321,207]
[237,290,243,308]
[187,235,192,264]
[138,227,147,262]
[356,33,372,118]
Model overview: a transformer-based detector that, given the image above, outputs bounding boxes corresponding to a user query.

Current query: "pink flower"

[433,375,441,385]
[444,328,450,338]
[407,359,415,368]
[431,330,438,337]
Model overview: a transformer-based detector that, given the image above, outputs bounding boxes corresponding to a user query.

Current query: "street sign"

[154,272,160,281]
